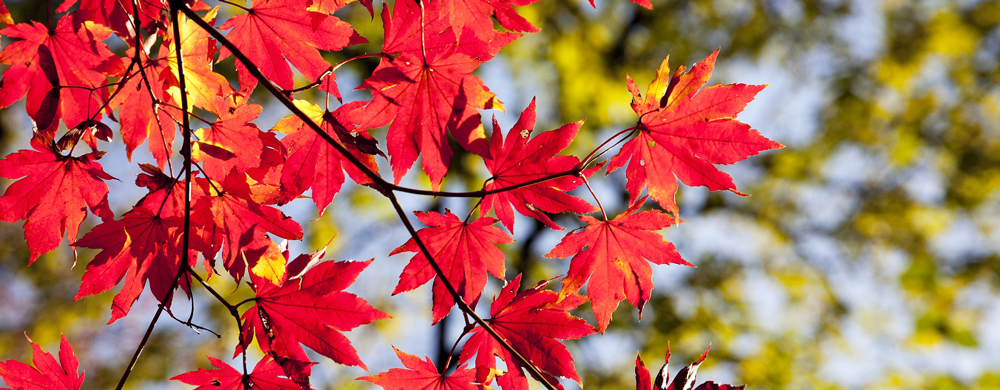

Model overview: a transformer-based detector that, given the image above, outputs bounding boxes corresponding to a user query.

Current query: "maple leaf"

[491,0,542,33]
[55,0,213,38]
[360,50,500,189]
[0,0,12,25]
[275,100,380,213]
[458,275,594,390]
[0,17,122,132]
[219,0,364,92]
[434,0,541,38]
[390,211,513,324]
[192,95,272,180]
[635,346,745,390]
[240,259,389,387]
[544,197,693,333]
[162,6,232,111]
[606,50,782,215]
[172,356,301,390]
[380,0,518,61]
[481,98,596,232]
[72,206,190,323]
[307,0,358,14]
[0,135,115,263]
[359,0,509,189]
[109,52,179,168]
[192,168,303,282]
[0,334,84,390]
[359,347,480,390]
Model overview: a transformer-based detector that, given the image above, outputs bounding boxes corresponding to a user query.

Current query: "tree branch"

[385,190,559,390]
[114,2,195,388]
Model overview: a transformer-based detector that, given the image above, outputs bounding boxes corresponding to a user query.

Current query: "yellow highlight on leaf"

[248,241,286,286]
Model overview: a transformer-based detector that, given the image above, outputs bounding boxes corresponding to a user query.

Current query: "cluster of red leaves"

[0,0,780,388]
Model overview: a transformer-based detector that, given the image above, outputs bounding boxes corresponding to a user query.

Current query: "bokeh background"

[2,0,1000,389]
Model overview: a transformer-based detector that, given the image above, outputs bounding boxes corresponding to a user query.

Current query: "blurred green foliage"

[484,1,1000,389]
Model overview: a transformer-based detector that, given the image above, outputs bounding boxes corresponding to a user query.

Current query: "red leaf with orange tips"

[193,95,274,180]
[545,198,692,333]
[275,100,380,213]
[0,1,12,25]
[607,50,782,215]
[192,169,303,282]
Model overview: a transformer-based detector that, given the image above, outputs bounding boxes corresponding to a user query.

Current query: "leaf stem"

[443,325,473,372]
[582,176,607,220]
[581,125,637,167]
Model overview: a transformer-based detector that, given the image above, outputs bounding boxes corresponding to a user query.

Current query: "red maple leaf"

[172,356,301,390]
[0,16,122,132]
[544,197,692,333]
[380,0,518,61]
[193,95,274,180]
[72,205,192,323]
[359,0,508,189]
[218,0,363,92]
[359,347,480,390]
[481,98,596,232]
[606,50,782,215]
[192,168,303,282]
[239,259,389,387]
[433,0,541,38]
[109,51,179,168]
[0,334,84,390]
[390,211,513,324]
[458,275,594,390]
[0,135,115,263]
[275,100,380,213]
[635,346,745,390]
